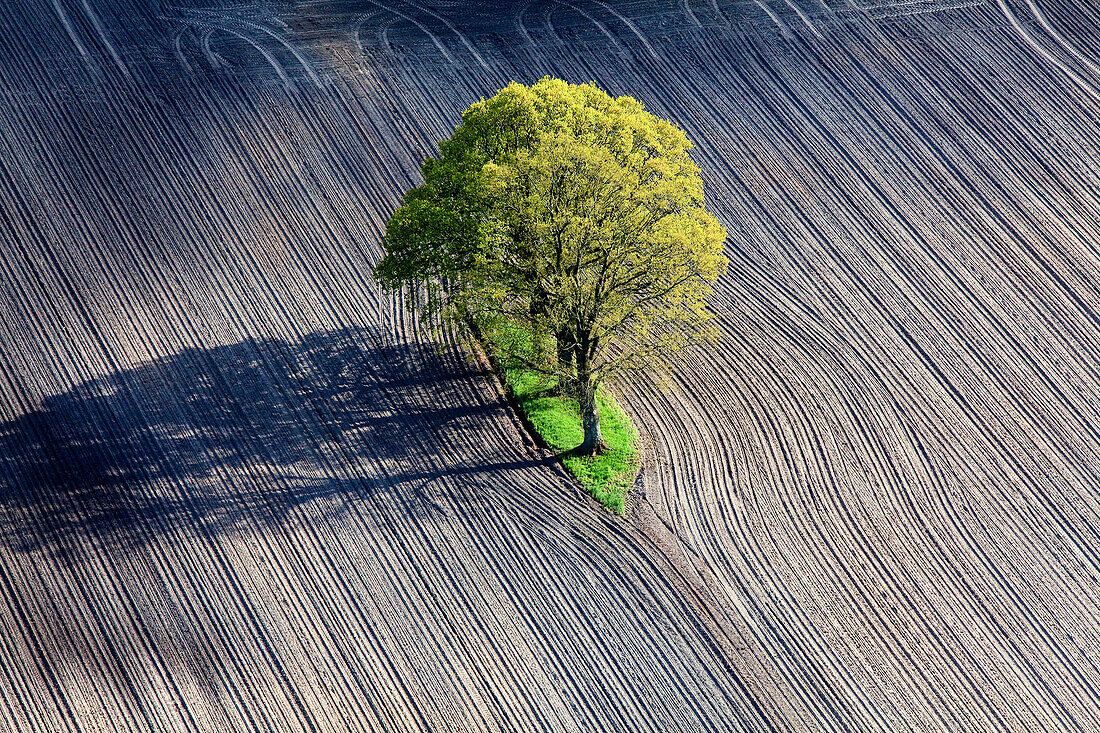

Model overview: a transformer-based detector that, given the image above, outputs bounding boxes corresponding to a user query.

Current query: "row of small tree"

[375,77,727,454]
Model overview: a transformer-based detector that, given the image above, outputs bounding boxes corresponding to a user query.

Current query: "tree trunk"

[556,329,576,394]
[576,367,605,455]
[556,333,575,371]
[578,384,604,454]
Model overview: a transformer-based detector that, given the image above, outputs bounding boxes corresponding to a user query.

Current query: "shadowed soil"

[3,0,1100,730]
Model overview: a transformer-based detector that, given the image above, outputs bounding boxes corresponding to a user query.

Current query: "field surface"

[3,0,1100,730]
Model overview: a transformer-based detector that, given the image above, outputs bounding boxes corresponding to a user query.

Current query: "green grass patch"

[495,345,640,515]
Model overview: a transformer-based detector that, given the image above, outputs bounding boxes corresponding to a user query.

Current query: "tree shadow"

[0,326,545,561]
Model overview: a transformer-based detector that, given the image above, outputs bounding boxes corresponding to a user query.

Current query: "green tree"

[375,77,727,454]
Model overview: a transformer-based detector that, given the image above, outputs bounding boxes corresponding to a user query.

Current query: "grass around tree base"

[502,366,640,515]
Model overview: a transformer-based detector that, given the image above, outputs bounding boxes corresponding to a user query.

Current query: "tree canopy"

[375,77,727,453]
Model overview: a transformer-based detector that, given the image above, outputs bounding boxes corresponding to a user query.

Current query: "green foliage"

[375,76,727,376]
[502,346,639,515]
[376,77,726,461]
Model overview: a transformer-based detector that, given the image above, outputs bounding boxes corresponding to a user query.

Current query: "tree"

[375,78,727,454]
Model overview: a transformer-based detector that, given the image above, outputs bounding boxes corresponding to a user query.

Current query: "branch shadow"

[0,326,545,561]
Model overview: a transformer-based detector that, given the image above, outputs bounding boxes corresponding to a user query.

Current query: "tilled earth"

[2,0,1100,730]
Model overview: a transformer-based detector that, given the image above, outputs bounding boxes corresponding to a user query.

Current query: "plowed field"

[2,0,1100,730]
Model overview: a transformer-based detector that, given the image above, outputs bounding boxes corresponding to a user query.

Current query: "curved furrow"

[5,1,1100,731]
